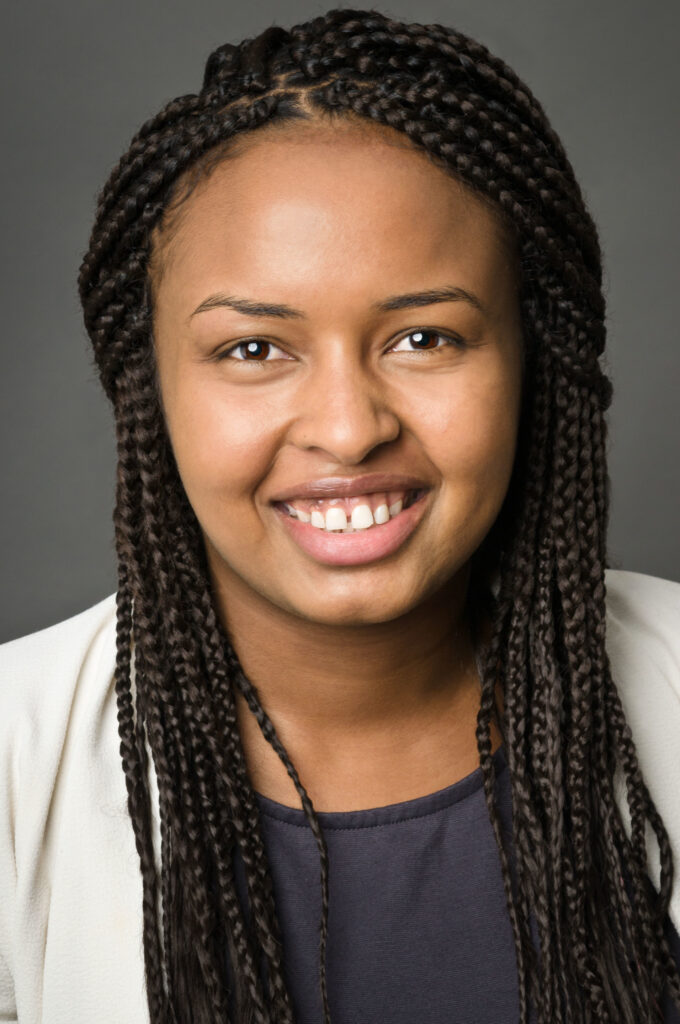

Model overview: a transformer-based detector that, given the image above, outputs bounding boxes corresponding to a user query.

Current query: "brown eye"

[409,330,440,350]
[391,329,467,353]
[234,340,270,360]
[216,339,289,363]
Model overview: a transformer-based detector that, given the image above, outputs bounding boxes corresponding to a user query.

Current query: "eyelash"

[214,329,468,363]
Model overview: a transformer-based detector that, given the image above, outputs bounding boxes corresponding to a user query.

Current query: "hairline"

[147,103,520,326]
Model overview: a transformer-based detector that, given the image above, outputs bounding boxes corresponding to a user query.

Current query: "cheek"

[163,377,280,508]
[421,363,521,502]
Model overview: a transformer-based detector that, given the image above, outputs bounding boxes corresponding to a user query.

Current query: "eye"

[215,339,289,363]
[390,329,467,353]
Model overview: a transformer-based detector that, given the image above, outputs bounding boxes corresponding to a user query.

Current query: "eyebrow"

[377,286,485,316]
[189,285,486,320]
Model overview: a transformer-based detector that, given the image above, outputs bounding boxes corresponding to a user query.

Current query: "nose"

[289,348,401,465]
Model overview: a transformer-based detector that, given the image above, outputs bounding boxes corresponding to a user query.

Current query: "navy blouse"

[231,743,680,1022]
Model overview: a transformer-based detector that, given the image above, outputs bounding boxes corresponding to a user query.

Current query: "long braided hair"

[78,8,680,1023]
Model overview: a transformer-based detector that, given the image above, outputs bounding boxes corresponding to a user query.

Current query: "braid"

[78,8,680,1022]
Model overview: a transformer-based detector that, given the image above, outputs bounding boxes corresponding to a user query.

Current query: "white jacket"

[0,568,678,1023]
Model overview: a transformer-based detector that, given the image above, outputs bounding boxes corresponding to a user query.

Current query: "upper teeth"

[282,491,414,532]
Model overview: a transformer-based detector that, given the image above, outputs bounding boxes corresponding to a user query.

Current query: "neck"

[213,565,475,730]
[206,557,500,811]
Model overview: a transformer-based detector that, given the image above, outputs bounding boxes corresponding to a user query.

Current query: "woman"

[1,7,679,1023]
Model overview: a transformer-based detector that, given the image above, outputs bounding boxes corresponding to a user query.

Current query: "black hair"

[78,9,680,1022]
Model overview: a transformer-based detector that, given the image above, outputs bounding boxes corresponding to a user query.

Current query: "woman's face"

[151,121,524,627]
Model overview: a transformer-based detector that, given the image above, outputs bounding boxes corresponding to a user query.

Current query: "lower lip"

[272,492,430,566]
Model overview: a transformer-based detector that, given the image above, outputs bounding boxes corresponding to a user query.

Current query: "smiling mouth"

[273,488,426,533]
[271,487,431,568]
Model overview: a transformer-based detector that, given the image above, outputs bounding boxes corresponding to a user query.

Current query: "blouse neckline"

[255,742,507,830]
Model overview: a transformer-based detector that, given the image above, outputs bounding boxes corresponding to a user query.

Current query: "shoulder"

[604,568,680,932]
[605,568,680,663]
[604,568,680,735]
[0,593,118,783]
[0,592,118,721]
[1,591,118,674]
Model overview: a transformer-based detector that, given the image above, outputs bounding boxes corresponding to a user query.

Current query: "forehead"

[150,121,517,308]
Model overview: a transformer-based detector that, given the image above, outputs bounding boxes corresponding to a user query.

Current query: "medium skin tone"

[151,119,523,811]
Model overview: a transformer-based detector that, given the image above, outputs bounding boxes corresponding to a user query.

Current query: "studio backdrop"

[1,0,678,643]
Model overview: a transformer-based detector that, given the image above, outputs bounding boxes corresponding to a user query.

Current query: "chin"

[298,603,411,627]
[284,579,431,627]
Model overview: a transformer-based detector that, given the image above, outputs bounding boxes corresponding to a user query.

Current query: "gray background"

[1,0,678,644]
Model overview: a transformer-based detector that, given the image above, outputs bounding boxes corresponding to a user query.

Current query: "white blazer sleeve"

[0,594,119,1024]
[0,704,18,1020]
[606,568,680,936]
